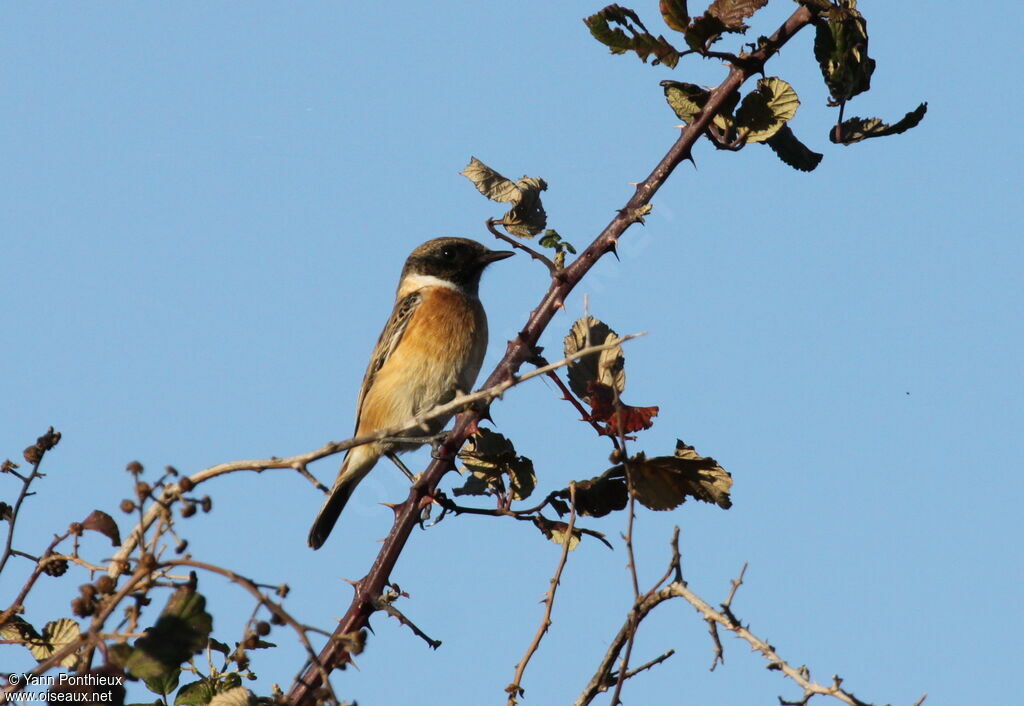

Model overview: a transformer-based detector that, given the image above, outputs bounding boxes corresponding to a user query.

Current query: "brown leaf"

[571,472,628,518]
[457,429,536,501]
[587,382,659,435]
[627,443,732,511]
[532,516,581,550]
[564,317,625,402]
[82,510,122,547]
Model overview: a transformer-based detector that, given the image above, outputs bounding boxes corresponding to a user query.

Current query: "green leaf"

[626,441,732,511]
[563,317,626,402]
[830,102,928,145]
[661,80,710,124]
[584,4,682,68]
[734,77,799,143]
[144,669,181,698]
[659,0,690,32]
[460,157,548,238]
[175,680,217,706]
[111,584,214,693]
[207,687,254,706]
[765,125,823,171]
[813,3,875,105]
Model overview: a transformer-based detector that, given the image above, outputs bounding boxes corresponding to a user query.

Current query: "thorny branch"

[107,333,643,577]
[287,7,818,704]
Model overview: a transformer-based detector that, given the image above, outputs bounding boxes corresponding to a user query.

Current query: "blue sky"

[2,2,1020,705]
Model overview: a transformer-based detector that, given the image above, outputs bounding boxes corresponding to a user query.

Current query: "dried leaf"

[659,0,690,32]
[830,102,928,145]
[570,472,628,518]
[587,383,659,435]
[813,4,875,104]
[28,618,81,668]
[82,509,122,547]
[627,442,732,511]
[460,157,548,237]
[584,4,682,67]
[532,516,581,550]
[564,317,625,402]
[706,0,768,31]
[457,429,536,500]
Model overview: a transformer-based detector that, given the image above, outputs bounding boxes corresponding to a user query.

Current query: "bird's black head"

[401,237,513,294]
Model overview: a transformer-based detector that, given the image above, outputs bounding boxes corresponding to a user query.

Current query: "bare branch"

[506,483,577,705]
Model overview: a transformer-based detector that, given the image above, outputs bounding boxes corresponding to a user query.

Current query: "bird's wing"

[352,290,423,433]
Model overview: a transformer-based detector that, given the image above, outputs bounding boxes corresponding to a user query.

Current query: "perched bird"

[308,237,513,549]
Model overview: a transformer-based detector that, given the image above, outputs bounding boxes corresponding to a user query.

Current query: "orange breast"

[356,286,488,437]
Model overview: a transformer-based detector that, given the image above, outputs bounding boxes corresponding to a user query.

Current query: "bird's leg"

[385,452,416,482]
[429,431,450,459]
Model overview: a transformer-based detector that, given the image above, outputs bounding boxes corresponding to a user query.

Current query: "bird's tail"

[308,444,380,550]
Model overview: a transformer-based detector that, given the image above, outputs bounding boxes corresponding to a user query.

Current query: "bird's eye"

[440,247,456,260]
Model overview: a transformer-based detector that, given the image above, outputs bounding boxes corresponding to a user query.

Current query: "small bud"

[23,445,42,464]
[94,575,116,595]
[126,461,144,475]
[71,597,95,618]
[178,477,195,492]
[175,539,189,554]
[255,621,271,636]
[276,584,290,598]
[119,499,136,514]
[138,553,157,571]
[181,502,197,518]
[200,496,212,513]
[135,482,152,502]
[79,584,98,602]
[69,522,83,536]
[165,465,178,476]
[609,447,625,464]
[270,612,285,626]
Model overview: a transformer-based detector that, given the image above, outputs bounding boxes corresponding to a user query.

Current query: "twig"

[487,218,558,274]
[537,361,621,451]
[108,333,643,576]
[372,592,442,650]
[506,483,577,705]
[1,428,60,574]
[173,559,338,706]
[609,648,675,685]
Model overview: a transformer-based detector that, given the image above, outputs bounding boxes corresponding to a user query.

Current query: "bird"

[308,237,514,549]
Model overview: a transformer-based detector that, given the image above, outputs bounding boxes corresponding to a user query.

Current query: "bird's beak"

[480,249,515,265]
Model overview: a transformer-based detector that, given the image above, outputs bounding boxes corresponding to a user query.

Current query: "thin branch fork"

[506,483,578,705]
[286,7,815,705]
